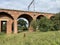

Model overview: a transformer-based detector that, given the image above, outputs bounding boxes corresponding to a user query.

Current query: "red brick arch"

[0,12,14,34]
[0,12,14,20]
[17,14,33,22]
[50,16,55,19]
[36,15,46,19]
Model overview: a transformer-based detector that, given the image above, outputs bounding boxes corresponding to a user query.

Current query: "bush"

[17,19,28,32]
[38,17,55,32]
[31,17,55,32]
[31,12,60,32]
[51,12,60,31]
[31,20,38,31]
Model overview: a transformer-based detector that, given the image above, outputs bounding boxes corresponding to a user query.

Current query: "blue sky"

[0,0,60,13]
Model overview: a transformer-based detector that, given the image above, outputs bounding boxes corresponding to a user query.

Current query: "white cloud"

[0,0,60,13]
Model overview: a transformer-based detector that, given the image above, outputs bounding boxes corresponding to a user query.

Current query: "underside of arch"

[0,12,14,20]
[50,16,55,20]
[37,15,45,19]
[18,14,33,23]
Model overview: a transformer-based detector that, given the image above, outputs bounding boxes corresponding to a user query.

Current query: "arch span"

[18,14,33,24]
[17,14,33,32]
[50,16,55,20]
[0,12,14,33]
[36,15,45,19]
[0,12,14,20]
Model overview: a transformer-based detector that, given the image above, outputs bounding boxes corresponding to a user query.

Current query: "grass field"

[0,31,60,45]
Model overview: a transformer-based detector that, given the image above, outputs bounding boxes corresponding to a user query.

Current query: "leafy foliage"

[18,19,28,32]
[31,20,38,31]
[31,12,60,32]
[51,13,60,30]
[18,19,27,26]
[38,17,55,32]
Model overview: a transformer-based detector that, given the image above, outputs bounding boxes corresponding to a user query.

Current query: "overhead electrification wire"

[28,0,35,12]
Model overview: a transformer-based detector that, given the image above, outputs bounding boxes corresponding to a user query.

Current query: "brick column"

[14,19,17,34]
[29,25,34,32]
[29,19,35,32]
[0,21,1,32]
[7,21,12,34]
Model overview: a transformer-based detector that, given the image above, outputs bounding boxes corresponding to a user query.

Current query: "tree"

[51,12,60,30]
[18,19,27,31]
[31,20,38,31]
[31,17,55,32]
[38,17,55,32]
[18,19,27,26]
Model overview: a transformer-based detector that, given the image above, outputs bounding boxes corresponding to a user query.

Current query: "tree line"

[31,12,60,32]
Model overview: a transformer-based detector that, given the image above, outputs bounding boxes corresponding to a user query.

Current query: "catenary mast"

[28,0,35,12]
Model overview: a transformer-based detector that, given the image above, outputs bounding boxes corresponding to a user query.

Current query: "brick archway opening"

[50,16,55,20]
[0,12,14,33]
[0,12,14,20]
[1,21,7,33]
[37,15,45,20]
[18,14,33,27]
[17,14,33,32]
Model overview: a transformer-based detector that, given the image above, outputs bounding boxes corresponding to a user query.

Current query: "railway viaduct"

[0,9,54,34]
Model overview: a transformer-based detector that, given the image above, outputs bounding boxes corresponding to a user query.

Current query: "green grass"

[0,31,60,45]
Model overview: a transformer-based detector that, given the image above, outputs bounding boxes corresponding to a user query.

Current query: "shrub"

[31,12,60,32]
[51,12,60,31]
[31,20,38,31]
[38,17,55,32]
